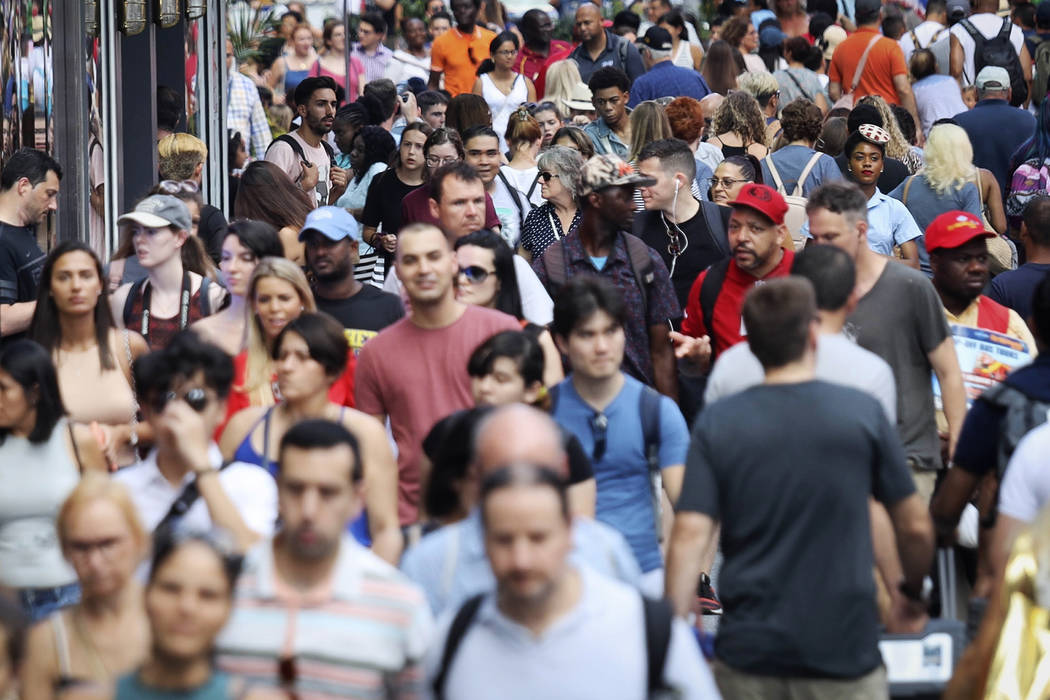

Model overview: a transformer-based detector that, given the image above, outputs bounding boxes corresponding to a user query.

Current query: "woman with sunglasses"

[109,196,226,353]
[838,124,922,268]
[453,230,563,387]
[31,243,151,469]
[220,313,401,564]
[360,122,433,278]
[191,221,285,358]
[21,475,149,699]
[0,340,106,623]
[709,154,763,206]
[519,146,584,262]
[472,32,536,153]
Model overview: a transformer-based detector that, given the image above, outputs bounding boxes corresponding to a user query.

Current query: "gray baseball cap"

[117,194,192,232]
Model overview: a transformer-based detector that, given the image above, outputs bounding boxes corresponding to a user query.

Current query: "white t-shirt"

[384,49,431,86]
[949,13,1024,85]
[998,422,1050,523]
[899,20,950,67]
[489,177,533,249]
[263,130,332,207]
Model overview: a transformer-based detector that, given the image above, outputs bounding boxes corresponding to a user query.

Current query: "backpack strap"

[639,386,664,544]
[617,33,630,70]
[623,233,655,322]
[525,171,541,201]
[152,459,236,539]
[497,169,527,230]
[901,175,917,205]
[699,259,731,343]
[698,202,731,258]
[122,277,147,328]
[794,152,823,197]
[432,594,485,700]
[998,16,1012,43]
[642,595,674,693]
[851,35,882,93]
[764,155,788,194]
[959,20,982,83]
[548,383,560,414]
[909,28,921,49]
[268,133,307,162]
[199,276,212,317]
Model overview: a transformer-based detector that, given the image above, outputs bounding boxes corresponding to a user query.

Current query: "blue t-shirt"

[887,175,982,276]
[760,145,842,197]
[989,262,1050,321]
[115,671,231,700]
[551,375,689,573]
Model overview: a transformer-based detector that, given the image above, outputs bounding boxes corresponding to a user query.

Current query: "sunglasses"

[538,171,555,183]
[152,387,209,414]
[158,179,200,194]
[589,412,608,462]
[459,265,494,284]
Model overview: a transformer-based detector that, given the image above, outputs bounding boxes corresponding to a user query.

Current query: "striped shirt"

[216,536,434,699]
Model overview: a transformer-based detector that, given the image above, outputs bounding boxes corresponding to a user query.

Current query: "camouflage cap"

[579,154,657,198]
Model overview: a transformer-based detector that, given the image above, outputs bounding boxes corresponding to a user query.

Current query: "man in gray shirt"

[805,181,967,504]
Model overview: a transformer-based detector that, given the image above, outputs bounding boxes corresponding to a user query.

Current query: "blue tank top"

[114,670,231,700]
[285,68,310,94]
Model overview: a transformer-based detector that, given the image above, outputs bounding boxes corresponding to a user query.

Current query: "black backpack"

[431,593,674,700]
[960,18,1028,107]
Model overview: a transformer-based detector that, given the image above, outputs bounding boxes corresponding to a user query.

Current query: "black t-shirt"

[0,221,45,343]
[314,283,405,354]
[679,380,915,678]
[360,169,424,266]
[198,204,228,264]
[835,152,909,193]
[634,201,731,310]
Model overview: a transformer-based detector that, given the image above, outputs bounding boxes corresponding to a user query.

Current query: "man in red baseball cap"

[927,211,1035,348]
[672,184,793,371]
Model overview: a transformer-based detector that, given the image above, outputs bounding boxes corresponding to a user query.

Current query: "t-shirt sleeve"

[998,425,1050,523]
[563,432,595,484]
[514,257,554,326]
[870,399,916,505]
[645,251,682,325]
[483,194,501,230]
[828,51,843,84]
[430,37,447,74]
[913,272,951,354]
[891,202,923,245]
[360,172,385,227]
[676,416,720,516]
[263,140,300,183]
[680,269,708,338]
[886,40,908,77]
[353,342,386,416]
[952,398,1003,476]
[657,396,690,468]
[817,154,843,184]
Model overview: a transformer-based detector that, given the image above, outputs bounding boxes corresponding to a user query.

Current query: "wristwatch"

[899,576,933,605]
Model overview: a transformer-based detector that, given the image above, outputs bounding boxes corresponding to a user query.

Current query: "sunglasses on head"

[152,387,209,414]
[459,265,493,284]
[158,179,200,194]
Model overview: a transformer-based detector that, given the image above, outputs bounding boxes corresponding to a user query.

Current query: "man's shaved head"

[473,404,568,478]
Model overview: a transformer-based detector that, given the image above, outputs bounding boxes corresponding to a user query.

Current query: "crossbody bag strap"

[794,152,823,197]
[901,174,917,205]
[852,35,883,92]
[784,69,810,100]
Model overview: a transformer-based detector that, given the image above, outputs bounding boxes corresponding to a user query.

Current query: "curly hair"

[629,102,673,162]
[665,97,706,144]
[856,95,911,163]
[780,98,823,143]
[712,90,768,148]
[922,123,976,195]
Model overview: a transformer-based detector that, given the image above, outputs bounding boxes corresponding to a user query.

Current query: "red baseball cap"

[925,211,994,253]
[730,184,789,226]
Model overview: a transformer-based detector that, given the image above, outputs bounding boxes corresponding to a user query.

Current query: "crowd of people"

[4,0,1050,696]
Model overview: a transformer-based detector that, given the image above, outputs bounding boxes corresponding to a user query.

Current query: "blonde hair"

[57,473,146,554]
[158,133,208,181]
[921,123,977,195]
[268,104,295,134]
[737,72,780,104]
[542,60,584,118]
[241,257,316,405]
[629,102,673,162]
[857,95,911,162]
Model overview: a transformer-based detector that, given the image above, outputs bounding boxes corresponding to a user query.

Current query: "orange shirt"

[828,27,907,105]
[430,25,496,96]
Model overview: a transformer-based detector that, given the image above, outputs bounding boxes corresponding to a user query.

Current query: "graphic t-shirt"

[315,285,405,354]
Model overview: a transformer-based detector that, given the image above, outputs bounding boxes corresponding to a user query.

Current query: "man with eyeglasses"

[548,276,689,595]
[517,9,573,98]
[114,332,277,555]
[352,12,393,84]
[217,419,434,698]
[671,183,794,375]
[582,67,633,158]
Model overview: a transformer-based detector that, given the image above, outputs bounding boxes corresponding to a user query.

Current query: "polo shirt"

[531,232,681,386]
[954,99,1036,196]
[582,116,629,158]
[569,29,645,83]
[828,27,908,104]
[400,509,642,616]
[424,566,720,699]
[431,26,496,96]
[801,190,922,257]
[113,444,277,538]
[514,40,573,98]
[681,248,795,356]
[626,60,710,108]
[217,536,434,699]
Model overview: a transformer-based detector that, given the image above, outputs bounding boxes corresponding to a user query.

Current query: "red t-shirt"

[514,40,572,99]
[828,28,908,104]
[681,249,795,356]
[399,186,502,231]
[354,305,521,524]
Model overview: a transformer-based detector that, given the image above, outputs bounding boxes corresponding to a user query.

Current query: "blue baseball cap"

[298,206,361,242]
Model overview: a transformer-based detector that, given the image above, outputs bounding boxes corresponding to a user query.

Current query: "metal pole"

[99,0,123,259]
[197,0,229,217]
[53,0,90,242]
[344,0,351,102]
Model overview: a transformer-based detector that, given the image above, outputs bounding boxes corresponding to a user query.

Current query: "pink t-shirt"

[354,305,520,524]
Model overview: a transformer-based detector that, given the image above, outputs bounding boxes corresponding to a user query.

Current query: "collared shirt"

[583,116,630,159]
[515,40,572,97]
[569,29,646,83]
[113,444,277,537]
[227,71,272,160]
[801,190,921,256]
[352,42,393,85]
[217,536,434,700]
[423,566,720,700]
[532,232,681,386]
[627,60,711,108]
[400,509,641,617]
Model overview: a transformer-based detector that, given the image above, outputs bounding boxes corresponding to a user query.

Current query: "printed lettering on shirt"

[345,328,378,355]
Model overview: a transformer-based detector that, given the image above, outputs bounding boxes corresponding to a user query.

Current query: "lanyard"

[140,271,192,339]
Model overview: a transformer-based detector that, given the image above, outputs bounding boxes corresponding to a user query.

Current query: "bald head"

[474,405,568,478]
[700,94,724,122]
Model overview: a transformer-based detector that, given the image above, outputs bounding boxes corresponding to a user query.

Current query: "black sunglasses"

[538,171,555,183]
[459,265,494,284]
[153,387,209,414]
[589,412,608,462]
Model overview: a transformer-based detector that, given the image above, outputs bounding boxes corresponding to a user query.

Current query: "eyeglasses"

[537,171,555,183]
[157,179,200,194]
[589,412,608,462]
[426,155,460,167]
[710,177,750,189]
[152,387,210,414]
[459,265,495,284]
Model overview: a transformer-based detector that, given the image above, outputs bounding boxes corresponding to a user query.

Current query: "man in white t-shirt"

[949,0,1031,88]
[263,76,349,207]
[899,0,950,73]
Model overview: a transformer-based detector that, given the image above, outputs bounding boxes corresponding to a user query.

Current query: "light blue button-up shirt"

[803,189,922,255]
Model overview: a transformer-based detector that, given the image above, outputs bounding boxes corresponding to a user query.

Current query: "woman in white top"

[660,9,704,71]
[472,31,536,153]
[500,107,545,209]
[0,340,105,622]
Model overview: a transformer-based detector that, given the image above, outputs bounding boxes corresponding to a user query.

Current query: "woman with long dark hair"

[31,242,150,469]
[659,9,704,71]
[0,340,106,622]
[234,160,314,266]
[720,16,766,74]
[473,32,536,152]
[701,40,740,96]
